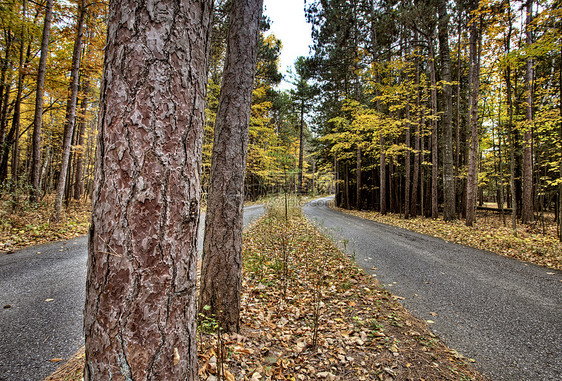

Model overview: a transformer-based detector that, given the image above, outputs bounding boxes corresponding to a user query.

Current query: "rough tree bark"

[438,0,455,221]
[54,0,86,221]
[199,0,263,333]
[84,0,213,379]
[522,0,534,224]
[30,0,54,201]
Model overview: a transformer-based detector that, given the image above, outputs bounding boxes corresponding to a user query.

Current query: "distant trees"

[306,0,562,234]
[199,0,264,333]
[83,0,213,378]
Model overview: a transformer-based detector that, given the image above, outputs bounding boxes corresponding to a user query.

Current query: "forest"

[0,0,561,234]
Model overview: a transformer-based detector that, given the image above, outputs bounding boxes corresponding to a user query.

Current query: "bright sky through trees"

[263,0,313,88]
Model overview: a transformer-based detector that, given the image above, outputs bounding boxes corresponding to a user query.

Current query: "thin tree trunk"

[30,0,54,201]
[380,134,386,214]
[405,95,411,219]
[455,20,462,217]
[199,0,263,333]
[345,162,350,209]
[356,145,361,210]
[84,0,213,378]
[74,78,89,200]
[522,0,534,224]
[428,40,439,219]
[298,96,304,193]
[438,0,455,221]
[0,32,13,146]
[2,0,26,184]
[54,0,86,222]
[412,38,421,217]
[466,13,481,227]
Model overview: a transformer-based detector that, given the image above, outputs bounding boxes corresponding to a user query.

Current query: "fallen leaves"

[0,197,91,253]
[197,211,488,381]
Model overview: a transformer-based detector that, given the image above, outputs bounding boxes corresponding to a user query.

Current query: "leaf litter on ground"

[197,204,487,381]
[44,198,487,381]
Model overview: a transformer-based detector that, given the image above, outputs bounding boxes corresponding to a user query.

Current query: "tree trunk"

[74,78,89,200]
[298,96,305,193]
[30,0,54,202]
[356,145,361,210]
[199,0,263,333]
[380,134,386,214]
[428,40,439,219]
[522,0,534,224]
[412,40,421,217]
[405,99,411,219]
[438,0,455,221]
[466,13,481,227]
[54,0,86,222]
[1,0,26,184]
[84,0,213,379]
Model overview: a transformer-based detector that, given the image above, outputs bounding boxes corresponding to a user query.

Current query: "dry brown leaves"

[0,196,91,253]
[337,208,562,270]
[197,214,487,381]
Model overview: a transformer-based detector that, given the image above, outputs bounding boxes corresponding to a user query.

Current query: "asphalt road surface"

[0,205,264,381]
[304,197,562,381]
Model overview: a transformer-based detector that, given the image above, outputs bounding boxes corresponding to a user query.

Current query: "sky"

[262,0,313,89]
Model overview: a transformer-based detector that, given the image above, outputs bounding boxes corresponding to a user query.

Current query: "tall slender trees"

[199,0,264,333]
[54,0,86,222]
[438,0,455,221]
[30,0,54,202]
[466,5,481,227]
[84,0,213,378]
[522,0,535,224]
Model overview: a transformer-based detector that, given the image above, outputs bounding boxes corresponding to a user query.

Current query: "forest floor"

[334,206,561,270]
[45,199,486,381]
[0,194,91,253]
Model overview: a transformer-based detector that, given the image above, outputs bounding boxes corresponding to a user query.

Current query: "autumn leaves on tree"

[307,0,561,231]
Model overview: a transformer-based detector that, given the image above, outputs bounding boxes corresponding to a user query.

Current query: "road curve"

[0,205,265,381]
[304,197,562,381]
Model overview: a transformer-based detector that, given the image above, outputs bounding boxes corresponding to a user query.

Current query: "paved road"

[304,197,562,381]
[0,205,264,381]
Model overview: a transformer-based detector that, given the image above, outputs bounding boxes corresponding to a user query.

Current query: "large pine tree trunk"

[199,0,263,333]
[30,0,54,202]
[466,13,481,227]
[54,0,85,222]
[438,0,455,221]
[84,0,213,379]
[522,0,534,224]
